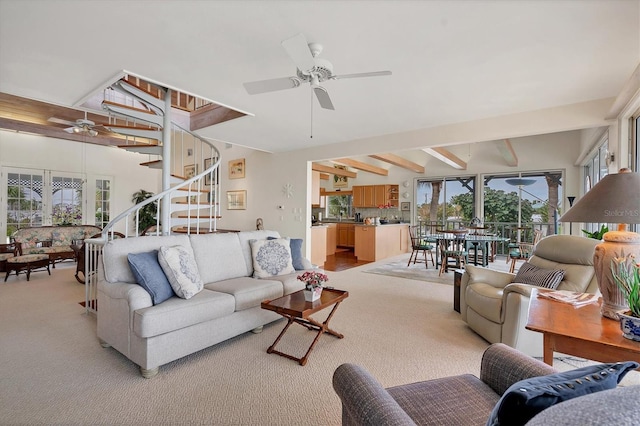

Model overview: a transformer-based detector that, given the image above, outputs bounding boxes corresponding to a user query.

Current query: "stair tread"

[102,100,158,116]
[117,143,160,148]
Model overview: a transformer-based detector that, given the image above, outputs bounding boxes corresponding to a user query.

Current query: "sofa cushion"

[262,272,306,295]
[268,236,305,270]
[127,250,175,305]
[486,361,639,426]
[465,283,504,323]
[514,263,564,289]
[250,238,295,278]
[133,289,235,338]
[204,277,283,311]
[189,233,246,283]
[158,245,203,299]
[237,230,281,276]
[102,235,191,283]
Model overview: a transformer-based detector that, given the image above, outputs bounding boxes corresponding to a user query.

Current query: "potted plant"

[611,254,640,341]
[131,189,158,233]
[582,224,608,239]
[297,271,329,302]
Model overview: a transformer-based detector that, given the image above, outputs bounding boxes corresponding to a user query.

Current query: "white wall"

[0,130,161,236]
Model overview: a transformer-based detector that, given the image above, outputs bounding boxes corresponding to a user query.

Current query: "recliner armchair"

[460,235,600,357]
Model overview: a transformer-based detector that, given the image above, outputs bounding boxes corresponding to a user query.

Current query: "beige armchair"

[460,235,600,357]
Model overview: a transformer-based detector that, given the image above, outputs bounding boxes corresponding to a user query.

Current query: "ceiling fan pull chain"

[310,87,313,139]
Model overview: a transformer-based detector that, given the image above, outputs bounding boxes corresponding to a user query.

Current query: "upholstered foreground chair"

[332,343,640,426]
[460,235,600,357]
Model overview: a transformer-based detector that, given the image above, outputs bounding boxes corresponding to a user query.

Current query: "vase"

[303,287,322,302]
[619,311,640,341]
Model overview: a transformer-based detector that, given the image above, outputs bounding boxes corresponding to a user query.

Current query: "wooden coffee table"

[526,288,640,367]
[261,288,348,366]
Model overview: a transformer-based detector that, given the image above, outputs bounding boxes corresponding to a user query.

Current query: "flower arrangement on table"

[297,271,329,291]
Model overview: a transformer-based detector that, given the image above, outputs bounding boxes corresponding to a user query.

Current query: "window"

[95,179,111,229]
[6,171,44,238]
[51,175,83,226]
[416,176,476,228]
[583,138,609,233]
[326,194,352,219]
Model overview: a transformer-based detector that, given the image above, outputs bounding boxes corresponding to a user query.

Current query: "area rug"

[363,258,456,285]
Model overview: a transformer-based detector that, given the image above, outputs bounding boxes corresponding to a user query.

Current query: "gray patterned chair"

[332,343,640,426]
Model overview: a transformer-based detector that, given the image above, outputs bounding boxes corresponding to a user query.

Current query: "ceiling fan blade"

[313,85,335,110]
[281,33,316,73]
[48,117,77,126]
[243,77,300,95]
[332,71,392,80]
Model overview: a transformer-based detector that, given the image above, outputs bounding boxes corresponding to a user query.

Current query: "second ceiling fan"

[243,33,392,110]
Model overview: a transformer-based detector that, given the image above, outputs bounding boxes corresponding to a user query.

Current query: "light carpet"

[0,260,636,425]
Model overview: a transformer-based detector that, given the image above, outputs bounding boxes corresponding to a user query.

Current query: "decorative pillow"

[486,361,639,426]
[514,263,565,289]
[127,250,175,305]
[268,236,305,270]
[250,238,295,278]
[157,245,203,299]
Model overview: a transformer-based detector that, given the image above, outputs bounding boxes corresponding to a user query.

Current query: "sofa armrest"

[333,363,416,426]
[464,265,515,289]
[480,343,557,396]
[98,280,152,311]
[503,283,536,299]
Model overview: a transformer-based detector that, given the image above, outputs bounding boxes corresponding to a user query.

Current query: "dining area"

[407,224,511,275]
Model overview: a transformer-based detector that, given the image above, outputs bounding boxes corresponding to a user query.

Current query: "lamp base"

[593,230,640,320]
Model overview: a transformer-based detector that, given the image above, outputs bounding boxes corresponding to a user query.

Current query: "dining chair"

[508,229,543,273]
[407,225,435,268]
[438,233,468,276]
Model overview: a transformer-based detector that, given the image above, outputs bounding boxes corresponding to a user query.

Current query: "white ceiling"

[1,0,638,153]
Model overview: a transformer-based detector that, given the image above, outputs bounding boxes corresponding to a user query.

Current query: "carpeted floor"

[0,258,636,425]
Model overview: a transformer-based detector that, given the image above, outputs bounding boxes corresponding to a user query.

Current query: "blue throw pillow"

[127,250,175,305]
[268,236,305,270]
[486,361,639,426]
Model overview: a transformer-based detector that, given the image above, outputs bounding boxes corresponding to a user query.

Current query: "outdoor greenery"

[327,194,351,218]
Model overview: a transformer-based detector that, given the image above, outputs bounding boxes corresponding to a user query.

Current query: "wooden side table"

[526,288,640,367]
[453,269,464,313]
[261,288,348,365]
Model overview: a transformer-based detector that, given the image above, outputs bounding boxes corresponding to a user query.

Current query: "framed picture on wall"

[229,158,245,179]
[184,164,197,179]
[227,190,246,210]
[401,201,411,211]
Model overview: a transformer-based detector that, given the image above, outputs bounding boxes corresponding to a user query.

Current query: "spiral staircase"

[83,77,233,313]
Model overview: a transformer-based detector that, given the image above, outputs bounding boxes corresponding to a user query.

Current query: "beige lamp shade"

[559,168,640,319]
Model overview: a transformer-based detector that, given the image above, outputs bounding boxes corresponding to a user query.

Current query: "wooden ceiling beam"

[369,153,424,173]
[0,117,124,147]
[422,147,467,170]
[495,139,518,167]
[319,173,330,180]
[333,158,388,176]
[312,163,357,178]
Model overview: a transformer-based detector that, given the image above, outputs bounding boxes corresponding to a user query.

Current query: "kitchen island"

[354,223,409,262]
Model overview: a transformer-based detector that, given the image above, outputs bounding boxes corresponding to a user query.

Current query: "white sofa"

[97,230,311,378]
[460,235,600,357]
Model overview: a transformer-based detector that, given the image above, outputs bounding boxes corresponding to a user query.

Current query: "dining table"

[423,231,510,268]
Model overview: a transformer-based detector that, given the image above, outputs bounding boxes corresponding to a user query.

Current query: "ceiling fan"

[243,33,392,110]
[48,111,103,137]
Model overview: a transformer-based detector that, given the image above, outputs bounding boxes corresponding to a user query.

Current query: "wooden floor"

[322,247,372,272]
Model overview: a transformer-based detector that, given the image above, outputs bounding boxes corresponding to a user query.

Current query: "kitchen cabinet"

[326,223,337,256]
[352,184,400,208]
[355,224,409,261]
[311,171,321,206]
[337,223,355,247]
[310,225,327,266]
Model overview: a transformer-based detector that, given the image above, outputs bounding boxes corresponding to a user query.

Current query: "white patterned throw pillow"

[158,245,203,299]
[250,238,295,278]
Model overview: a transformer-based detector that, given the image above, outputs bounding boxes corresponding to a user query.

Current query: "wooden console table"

[526,288,640,367]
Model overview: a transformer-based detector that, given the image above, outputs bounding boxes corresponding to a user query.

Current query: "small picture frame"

[184,164,197,179]
[229,158,245,179]
[204,157,218,185]
[227,190,246,210]
[401,201,411,211]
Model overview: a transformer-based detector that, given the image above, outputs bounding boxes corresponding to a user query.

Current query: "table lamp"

[559,168,640,319]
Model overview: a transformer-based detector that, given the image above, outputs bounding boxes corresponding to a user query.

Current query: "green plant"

[581,224,608,240]
[611,254,640,318]
[131,189,158,232]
